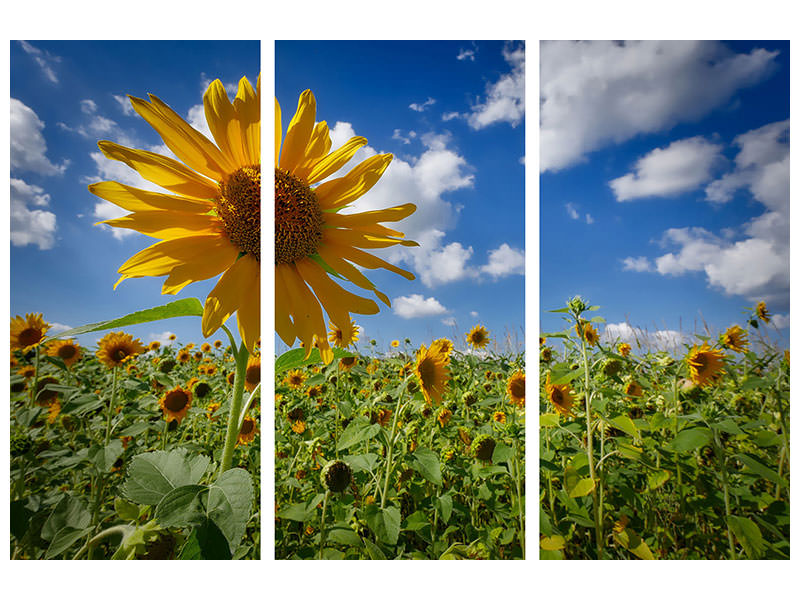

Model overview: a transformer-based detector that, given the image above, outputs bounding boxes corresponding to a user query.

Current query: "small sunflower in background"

[159,385,193,425]
[214,340,223,349]
[328,319,359,349]
[245,355,261,392]
[10,313,50,352]
[506,370,525,409]
[47,339,82,368]
[238,416,258,445]
[492,410,506,424]
[291,420,306,434]
[338,356,357,371]
[721,325,749,353]
[284,369,306,390]
[437,407,453,428]
[465,325,491,350]
[35,377,59,406]
[96,332,145,369]
[545,372,575,417]
[756,301,770,323]
[576,320,599,346]
[415,342,450,405]
[17,365,36,379]
[201,342,212,353]
[686,343,726,387]
[168,334,177,341]
[618,342,631,357]
[177,349,191,363]
[391,340,400,348]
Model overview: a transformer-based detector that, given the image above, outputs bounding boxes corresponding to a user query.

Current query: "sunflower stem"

[219,342,249,475]
[380,378,407,509]
[103,366,119,446]
[29,345,40,408]
[318,490,330,559]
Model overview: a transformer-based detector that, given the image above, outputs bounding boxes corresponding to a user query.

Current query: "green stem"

[380,380,407,509]
[319,491,330,560]
[713,429,736,559]
[579,328,603,559]
[219,339,249,475]
[29,346,40,408]
[103,367,119,446]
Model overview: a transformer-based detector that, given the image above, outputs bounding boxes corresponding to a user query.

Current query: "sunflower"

[17,365,36,379]
[148,341,161,351]
[576,321,599,346]
[306,384,324,401]
[275,89,417,365]
[339,355,357,371]
[47,400,62,425]
[545,372,575,417]
[624,380,643,397]
[506,370,525,408]
[430,338,454,361]
[327,319,360,348]
[96,332,145,369]
[237,416,258,445]
[10,313,50,352]
[437,407,453,428]
[284,369,306,390]
[214,340,223,348]
[177,349,191,363]
[168,334,177,341]
[245,355,261,392]
[391,340,400,348]
[492,410,506,424]
[35,376,59,406]
[686,343,726,387]
[43,339,81,368]
[291,420,306,434]
[159,385,192,424]
[415,343,450,405]
[227,371,236,385]
[721,325,749,353]
[205,364,218,376]
[618,343,631,357]
[756,301,770,323]
[88,76,260,352]
[465,325,490,350]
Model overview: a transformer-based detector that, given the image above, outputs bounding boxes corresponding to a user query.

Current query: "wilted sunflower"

[545,372,575,417]
[686,343,725,387]
[159,385,192,424]
[756,301,770,323]
[721,325,749,353]
[10,313,50,352]
[96,332,145,369]
[47,339,82,367]
[506,370,525,409]
[88,76,260,352]
[618,343,631,357]
[624,380,643,397]
[327,319,359,348]
[465,325,491,350]
[238,415,258,445]
[245,355,261,392]
[415,342,450,405]
[284,369,306,390]
[576,321,599,346]
[437,407,453,428]
[275,89,417,365]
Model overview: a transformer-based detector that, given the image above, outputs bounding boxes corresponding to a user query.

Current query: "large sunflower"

[276,90,417,364]
[686,343,725,387]
[47,339,82,368]
[545,372,575,417]
[10,313,50,352]
[415,342,450,405]
[88,76,260,352]
[96,332,145,369]
[506,370,525,409]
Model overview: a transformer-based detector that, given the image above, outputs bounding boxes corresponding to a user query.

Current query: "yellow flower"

[177,349,191,363]
[275,89,417,364]
[506,370,525,409]
[238,415,258,444]
[686,343,725,387]
[47,400,62,424]
[339,356,357,371]
[415,342,450,405]
[96,332,145,369]
[437,407,453,427]
[618,343,631,357]
[159,385,192,424]
[148,340,161,351]
[465,325,490,350]
[624,380,643,397]
[391,340,400,348]
[291,420,306,434]
[545,372,575,417]
[245,355,261,392]
[201,342,212,353]
[10,313,50,352]
[721,325,749,353]
[576,320,599,346]
[17,365,36,379]
[214,340,223,348]
[88,76,261,352]
[206,402,221,420]
[492,410,506,424]
[327,319,360,348]
[756,301,770,323]
[430,338,453,361]
[284,369,306,390]
[168,334,177,341]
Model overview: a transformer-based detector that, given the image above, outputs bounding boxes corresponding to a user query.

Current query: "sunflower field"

[540,297,789,560]
[9,310,261,560]
[274,336,526,560]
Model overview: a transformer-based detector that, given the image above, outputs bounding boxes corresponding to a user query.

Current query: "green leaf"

[275,347,357,373]
[540,413,560,428]
[667,427,713,453]
[752,430,782,448]
[609,415,640,440]
[491,443,514,466]
[540,535,566,551]
[207,468,254,554]
[121,449,211,506]
[88,439,124,473]
[114,497,140,521]
[118,422,152,437]
[736,453,788,487]
[728,515,766,559]
[41,495,91,542]
[46,298,203,340]
[362,537,386,559]
[437,494,453,524]
[45,527,93,559]
[411,447,442,486]
[614,529,655,560]
[328,526,363,547]
[365,504,401,546]
[647,470,671,491]
[343,453,380,473]
[61,394,105,416]
[337,417,381,452]
[180,519,232,560]
[569,478,596,498]
[10,500,33,540]
[404,511,430,531]
[155,485,206,528]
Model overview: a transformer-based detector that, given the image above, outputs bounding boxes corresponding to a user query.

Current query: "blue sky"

[540,41,790,353]
[276,41,525,355]
[10,40,259,349]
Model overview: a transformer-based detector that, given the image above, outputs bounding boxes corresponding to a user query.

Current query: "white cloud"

[610,137,724,201]
[481,243,525,278]
[393,294,449,319]
[565,203,579,219]
[409,97,436,112]
[10,99,68,176]
[392,129,416,144]
[10,178,57,250]
[413,231,475,286]
[113,94,136,116]
[585,214,594,224]
[19,40,60,83]
[622,256,654,273]
[602,322,688,352]
[771,314,789,329]
[49,323,72,334]
[187,103,213,140]
[200,73,238,96]
[149,331,177,346]
[468,42,525,129]
[442,111,461,122]
[540,41,778,172]
[456,48,476,61]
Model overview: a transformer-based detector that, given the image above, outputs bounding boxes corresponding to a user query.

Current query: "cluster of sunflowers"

[9,312,261,560]
[275,325,525,559]
[540,298,789,560]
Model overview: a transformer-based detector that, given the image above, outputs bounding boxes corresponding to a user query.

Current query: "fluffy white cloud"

[113,94,136,116]
[10,99,68,176]
[610,137,724,201]
[49,322,72,335]
[10,178,57,250]
[481,244,525,278]
[540,41,778,172]
[409,97,436,112]
[19,40,60,83]
[392,129,417,144]
[470,311,479,318]
[456,47,476,61]
[187,104,213,140]
[441,111,461,122]
[771,314,789,329]
[622,256,654,272]
[602,322,688,351]
[393,294,448,319]
[565,203,579,219]
[585,214,594,224]
[468,42,525,129]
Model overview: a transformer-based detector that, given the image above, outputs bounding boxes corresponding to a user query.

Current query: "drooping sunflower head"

[756,301,770,323]
[576,320,599,347]
[88,75,261,352]
[284,368,306,390]
[245,355,261,392]
[473,434,496,462]
[321,459,352,493]
[414,343,450,405]
[238,415,258,445]
[47,339,82,368]
[507,370,525,409]
[96,332,145,369]
[159,385,192,424]
[35,376,59,406]
[721,325,749,353]
[275,89,418,365]
[437,407,453,428]
[465,325,491,350]
[686,343,726,387]
[545,372,575,417]
[10,313,50,352]
[327,319,359,349]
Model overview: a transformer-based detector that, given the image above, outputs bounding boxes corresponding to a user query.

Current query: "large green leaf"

[45,298,204,339]
[121,449,211,506]
[735,453,788,487]
[275,347,357,373]
[365,504,401,546]
[41,495,91,542]
[207,468,254,554]
[667,427,713,453]
[411,447,442,486]
[179,519,232,560]
[728,515,766,559]
[155,485,206,528]
[337,417,381,452]
[87,439,124,473]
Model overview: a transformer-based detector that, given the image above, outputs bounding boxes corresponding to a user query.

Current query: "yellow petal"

[274,97,282,165]
[98,211,220,240]
[292,121,332,181]
[234,255,260,352]
[325,240,415,280]
[98,141,219,199]
[278,263,326,359]
[88,181,214,214]
[160,244,239,294]
[325,228,418,249]
[279,89,316,172]
[314,153,393,209]
[275,266,296,346]
[204,79,247,169]
[115,235,228,283]
[233,76,260,167]
[324,203,416,227]
[296,259,380,323]
[305,135,367,184]
[201,254,254,337]
[316,245,392,306]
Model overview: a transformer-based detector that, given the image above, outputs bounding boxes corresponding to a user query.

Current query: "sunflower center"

[275,168,324,264]
[551,388,563,405]
[246,364,261,386]
[694,354,708,372]
[112,348,128,363]
[418,357,436,387]
[240,419,254,435]
[510,379,525,398]
[165,390,189,412]
[19,328,43,348]
[218,166,261,259]
[341,356,356,367]
[58,345,77,360]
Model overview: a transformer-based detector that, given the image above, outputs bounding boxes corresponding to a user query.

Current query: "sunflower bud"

[321,459,352,493]
[568,295,587,316]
